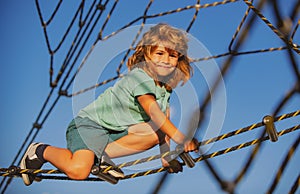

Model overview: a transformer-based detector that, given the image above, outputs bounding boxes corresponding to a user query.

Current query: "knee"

[65,164,91,180]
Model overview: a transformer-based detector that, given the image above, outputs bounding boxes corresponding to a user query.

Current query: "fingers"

[192,138,199,152]
[183,138,199,152]
[167,159,183,173]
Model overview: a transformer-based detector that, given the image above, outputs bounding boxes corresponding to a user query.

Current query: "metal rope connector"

[91,165,118,185]
[263,115,278,142]
[176,145,195,168]
[7,166,20,176]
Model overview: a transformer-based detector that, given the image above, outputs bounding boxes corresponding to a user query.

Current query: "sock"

[36,144,49,163]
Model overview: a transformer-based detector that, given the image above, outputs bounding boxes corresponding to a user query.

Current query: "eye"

[170,53,179,58]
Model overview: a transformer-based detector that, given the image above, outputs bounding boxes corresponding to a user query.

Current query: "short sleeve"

[128,69,156,97]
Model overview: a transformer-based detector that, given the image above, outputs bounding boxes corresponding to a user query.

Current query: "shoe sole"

[101,155,125,178]
[107,170,124,178]
[20,143,35,186]
[100,165,124,178]
[95,172,118,184]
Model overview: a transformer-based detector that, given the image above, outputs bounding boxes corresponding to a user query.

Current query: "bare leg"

[105,122,165,158]
[43,147,94,180]
[43,122,165,179]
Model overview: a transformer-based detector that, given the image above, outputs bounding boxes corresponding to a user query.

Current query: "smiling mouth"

[156,65,174,69]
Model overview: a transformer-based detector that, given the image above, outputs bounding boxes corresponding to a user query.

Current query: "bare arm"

[137,94,185,144]
[154,105,181,172]
[137,94,198,153]
[159,107,171,166]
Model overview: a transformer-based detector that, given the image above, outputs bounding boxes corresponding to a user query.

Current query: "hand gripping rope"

[175,145,195,168]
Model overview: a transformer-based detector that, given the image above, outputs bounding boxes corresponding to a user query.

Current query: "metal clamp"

[91,165,118,184]
[176,145,195,168]
[263,115,278,142]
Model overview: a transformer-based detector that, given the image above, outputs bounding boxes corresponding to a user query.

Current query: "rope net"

[1,0,299,193]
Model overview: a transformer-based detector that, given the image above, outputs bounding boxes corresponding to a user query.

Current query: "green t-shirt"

[77,68,171,131]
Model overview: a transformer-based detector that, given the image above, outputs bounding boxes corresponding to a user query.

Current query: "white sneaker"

[100,155,124,178]
[20,143,45,186]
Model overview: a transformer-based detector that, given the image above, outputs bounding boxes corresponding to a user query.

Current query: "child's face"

[147,46,179,77]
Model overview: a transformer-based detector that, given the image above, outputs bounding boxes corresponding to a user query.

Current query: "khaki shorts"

[66,117,128,160]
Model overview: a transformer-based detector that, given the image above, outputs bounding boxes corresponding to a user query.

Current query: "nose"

[161,53,170,64]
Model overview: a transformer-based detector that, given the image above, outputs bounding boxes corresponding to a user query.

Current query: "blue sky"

[0,0,299,194]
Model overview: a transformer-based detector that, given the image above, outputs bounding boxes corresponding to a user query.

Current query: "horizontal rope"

[117,110,300,169]
[122,124,300,181]
[1,123,299,182]
[1,110,299,176]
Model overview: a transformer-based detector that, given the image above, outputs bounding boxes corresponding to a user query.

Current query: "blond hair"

[127,23,193,91]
